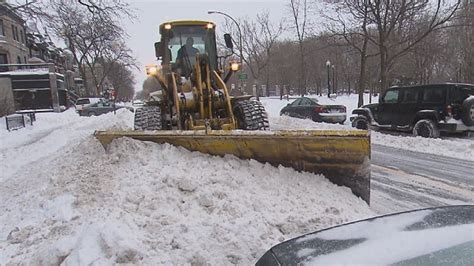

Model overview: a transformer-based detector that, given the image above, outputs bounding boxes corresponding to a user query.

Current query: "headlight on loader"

[230,62,240,71]
[148,66,157,75]
[146,64,158,76]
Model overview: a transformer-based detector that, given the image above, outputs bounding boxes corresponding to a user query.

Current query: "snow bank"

[269,116,348,131]
[372,132,474,161]
[260,94,378,120]
[261,95,473,161]
[0,108,373,264]
[0,109,134,182]
[262,94,377,131]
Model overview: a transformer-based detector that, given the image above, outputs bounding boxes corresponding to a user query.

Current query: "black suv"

[351,83,474,137]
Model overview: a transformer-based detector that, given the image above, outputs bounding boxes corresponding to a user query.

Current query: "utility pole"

[326,60,331,97]
[332,65,336,95]
[208,10,244,92]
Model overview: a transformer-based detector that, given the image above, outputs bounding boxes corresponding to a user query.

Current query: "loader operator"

[176,37,200,76]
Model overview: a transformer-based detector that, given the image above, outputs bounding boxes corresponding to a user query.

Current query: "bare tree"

[223,12,282,96]
[289,0,309,95]
[106,62,136,101]
[323,0,378,106]
[46,0,135,95]
[451,0,474,83]
[240,12,283,96]
[365,0,461,91]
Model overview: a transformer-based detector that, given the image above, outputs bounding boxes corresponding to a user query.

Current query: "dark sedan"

[79,101,133,116]
[280,97,347,124]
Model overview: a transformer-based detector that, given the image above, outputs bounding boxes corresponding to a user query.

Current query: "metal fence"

[5,112,35,131]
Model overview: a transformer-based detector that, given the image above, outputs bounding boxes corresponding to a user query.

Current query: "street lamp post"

[326,60,331,98]
[208,10,244,92]
[332,65,336,95]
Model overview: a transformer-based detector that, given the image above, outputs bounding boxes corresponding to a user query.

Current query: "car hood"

[256,205,474,265]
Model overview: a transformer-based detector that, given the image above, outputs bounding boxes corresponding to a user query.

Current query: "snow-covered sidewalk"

[0,109,373,264]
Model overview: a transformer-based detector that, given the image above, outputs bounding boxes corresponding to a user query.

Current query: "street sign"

[238,73,248,80]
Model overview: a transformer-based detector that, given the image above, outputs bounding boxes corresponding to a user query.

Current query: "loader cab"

[156,21,218,75]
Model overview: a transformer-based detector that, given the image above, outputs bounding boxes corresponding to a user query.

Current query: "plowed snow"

[0,108,373,264]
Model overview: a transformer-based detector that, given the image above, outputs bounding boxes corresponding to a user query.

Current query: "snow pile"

[261,95,473,161]
[371,132,474,161]
[0,109,134,181]
[262,94,378,130]
[260,94,378,119]
[269,116,348,131]
[0,109,373,264]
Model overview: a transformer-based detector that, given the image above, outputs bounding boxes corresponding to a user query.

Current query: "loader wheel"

[233,100,269,130]
[134,106,162,130]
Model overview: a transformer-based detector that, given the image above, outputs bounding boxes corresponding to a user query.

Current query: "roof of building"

[0,4,26,24]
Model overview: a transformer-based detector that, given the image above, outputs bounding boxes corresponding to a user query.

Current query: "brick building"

[0,3,28,70]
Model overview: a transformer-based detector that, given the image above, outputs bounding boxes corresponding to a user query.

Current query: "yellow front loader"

[94,20,371,204]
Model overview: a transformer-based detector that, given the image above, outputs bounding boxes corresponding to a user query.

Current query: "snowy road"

[263,96,473,215]
[1,96,473,264]
[371,144,474,214]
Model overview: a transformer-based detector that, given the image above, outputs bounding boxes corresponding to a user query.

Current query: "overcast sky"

[123,0,289,92]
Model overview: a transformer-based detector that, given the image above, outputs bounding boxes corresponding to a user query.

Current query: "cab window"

[383,90,399,103]
[452,86,474,103]
[166,25,215,67]
[402,89,418,103]
[423,87,445,103]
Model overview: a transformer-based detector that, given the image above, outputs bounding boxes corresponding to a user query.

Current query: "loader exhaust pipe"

[94,130,371,204]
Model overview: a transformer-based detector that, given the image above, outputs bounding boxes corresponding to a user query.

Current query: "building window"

[12,25,16,41]
[0,53,8,72]
[0,53,7,64]
[17,56,21,64]
[20,29,24,43]
[0,20,4,36]
[15,27,19,42]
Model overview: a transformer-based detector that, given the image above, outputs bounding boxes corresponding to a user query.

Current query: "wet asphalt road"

[370,144,474,214]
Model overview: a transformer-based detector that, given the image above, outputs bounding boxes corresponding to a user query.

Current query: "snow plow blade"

[94,130,371,204]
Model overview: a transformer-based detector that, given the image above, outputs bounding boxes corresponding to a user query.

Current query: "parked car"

[351,83,474,137]
[257,205,474,265]
[75,97,102,112]
[280,97,347,124]
[78,100,133,116]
